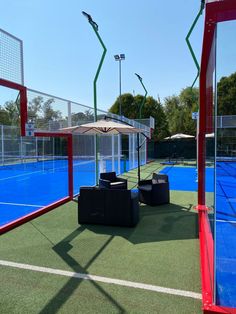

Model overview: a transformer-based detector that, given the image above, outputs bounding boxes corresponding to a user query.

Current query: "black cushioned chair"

[78,187,139,227]
[138,173,170,206]
[99,171,127,190]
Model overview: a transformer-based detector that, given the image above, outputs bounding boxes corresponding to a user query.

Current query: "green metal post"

[185,1,205,88]
[82,11,107,184]
[90,24,107,122]
[135,73,148,119]
[139,80,147,120]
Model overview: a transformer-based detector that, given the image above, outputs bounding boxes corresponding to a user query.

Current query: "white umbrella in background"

[205,133,214,138]
[164,133,195,140]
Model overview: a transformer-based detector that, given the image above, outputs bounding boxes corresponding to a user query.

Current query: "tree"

[41,99,61,122]
[109,94,169,140]
[217,72,236,115]
[163,87,199,136]
[27,96,44,121]
[140,96,169,140]
[0,106,11,125]
[109,93,136,118]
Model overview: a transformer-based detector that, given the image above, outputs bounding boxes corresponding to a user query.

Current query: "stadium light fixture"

[114,54,125,116]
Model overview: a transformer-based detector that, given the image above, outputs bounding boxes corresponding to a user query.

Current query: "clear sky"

[1,1,206,112]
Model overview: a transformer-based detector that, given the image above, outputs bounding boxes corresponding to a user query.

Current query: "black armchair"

[99,171,127,190]
[138,173,170,206]
[78,187,139,227]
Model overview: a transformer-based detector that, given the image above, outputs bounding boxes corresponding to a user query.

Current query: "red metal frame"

[0,197,70,235]
[0,132,73,235]
[0,78,27,136]
[198,1,236,313]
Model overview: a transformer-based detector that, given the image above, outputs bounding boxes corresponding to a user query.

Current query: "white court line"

[216,219,236,224]
[0,260,202,300]
[0,170,42,181]
[0,202,43,208]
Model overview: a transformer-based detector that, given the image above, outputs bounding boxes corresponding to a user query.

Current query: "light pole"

[82,11,107,185]
[135,73,148,119]
[114,54,125,116]
[82,11,107,122]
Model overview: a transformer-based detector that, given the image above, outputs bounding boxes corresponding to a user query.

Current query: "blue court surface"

[160,164,236,308]
[0,158,129,228]
[215,162,236,308]
[160,166,214,192]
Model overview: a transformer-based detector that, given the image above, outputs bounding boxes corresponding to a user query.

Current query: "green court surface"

[0,161,202,314]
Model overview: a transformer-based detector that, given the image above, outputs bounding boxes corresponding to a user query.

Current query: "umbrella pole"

[104,115,146,185]
[137,133,141,184]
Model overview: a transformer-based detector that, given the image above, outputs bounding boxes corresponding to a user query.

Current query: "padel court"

[0,157,129,228]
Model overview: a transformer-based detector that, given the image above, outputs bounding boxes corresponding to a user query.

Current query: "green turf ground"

[0,161,202,314]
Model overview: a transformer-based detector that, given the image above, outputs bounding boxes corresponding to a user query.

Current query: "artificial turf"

[0,161,202,313]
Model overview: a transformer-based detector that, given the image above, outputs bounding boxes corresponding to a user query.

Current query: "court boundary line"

[215,219,236,224]
[0,202,43,207]
[0,259,202,300]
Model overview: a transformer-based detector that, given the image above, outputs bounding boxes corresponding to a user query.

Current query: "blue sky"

[0,1,207,111]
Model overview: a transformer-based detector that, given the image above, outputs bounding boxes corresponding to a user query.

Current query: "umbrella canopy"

[164,133,195,139]
[60,119,140,135]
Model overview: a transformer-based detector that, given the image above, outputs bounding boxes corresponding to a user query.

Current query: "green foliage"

[109,93,169,140]
[109,87,200,140]
[163,87,199,136]
[217,72,236,115]
[109,93,137,118]
[0,99,20,126]
[71,109,94,124]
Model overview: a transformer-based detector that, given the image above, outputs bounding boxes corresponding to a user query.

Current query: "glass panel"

[215,20,236,308]
[0,129,69,228]
[72,134,95,195]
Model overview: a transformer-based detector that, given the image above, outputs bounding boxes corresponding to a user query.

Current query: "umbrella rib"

[79,128,93,134]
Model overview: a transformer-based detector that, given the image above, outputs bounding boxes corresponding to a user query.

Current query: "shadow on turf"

[85,202,199,243]
[39,202,198,314]
[39,227,125,314]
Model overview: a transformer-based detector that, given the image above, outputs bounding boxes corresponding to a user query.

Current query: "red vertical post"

[67,134,73,199]
[20,86,27,136]
[197,4,216,209]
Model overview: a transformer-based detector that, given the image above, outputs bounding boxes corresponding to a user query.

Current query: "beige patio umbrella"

[60,119,140,135]
[60,119,143,184]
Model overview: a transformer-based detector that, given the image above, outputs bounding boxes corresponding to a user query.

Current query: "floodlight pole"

[82,11,107,184]
[135,73,148,119]
[82,11,107,121]
[114,54,125,116]
[185,1,205,88]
